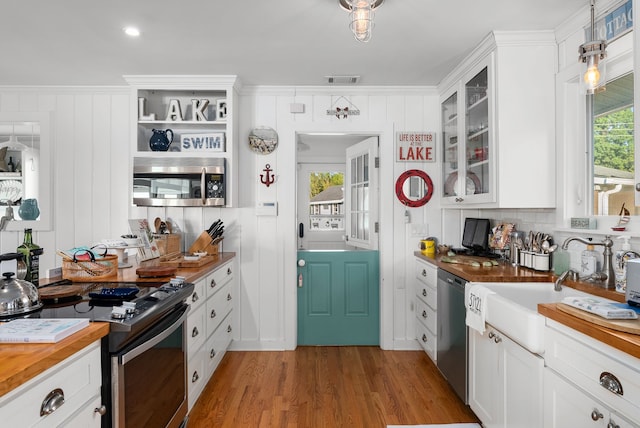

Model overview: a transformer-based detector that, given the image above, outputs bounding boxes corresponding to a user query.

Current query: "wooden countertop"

[1,252,236,398]
[415,251,640,359]
[0,323,110,397]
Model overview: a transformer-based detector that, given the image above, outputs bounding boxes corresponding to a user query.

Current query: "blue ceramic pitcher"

[149,129,174,151]
[19,198,40,220]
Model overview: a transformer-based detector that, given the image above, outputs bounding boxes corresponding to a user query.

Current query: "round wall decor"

[395,169,434,207]
[248,127,278,154]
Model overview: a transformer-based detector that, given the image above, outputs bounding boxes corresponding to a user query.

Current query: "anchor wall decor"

[260,164,275,187]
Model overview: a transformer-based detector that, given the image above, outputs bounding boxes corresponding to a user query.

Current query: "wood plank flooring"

[188,347,479,427]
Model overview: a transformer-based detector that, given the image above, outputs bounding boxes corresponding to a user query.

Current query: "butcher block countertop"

[0,252,236,398]
[0,323,110,397]
[415,251,638,359]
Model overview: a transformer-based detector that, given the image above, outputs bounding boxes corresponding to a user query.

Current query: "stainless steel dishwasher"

[436,268,468,403]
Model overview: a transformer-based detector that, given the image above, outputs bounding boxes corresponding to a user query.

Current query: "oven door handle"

[120,305,189,365]
[201,168,206,204]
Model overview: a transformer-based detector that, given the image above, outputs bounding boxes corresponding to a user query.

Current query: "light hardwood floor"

[188,347,479,427]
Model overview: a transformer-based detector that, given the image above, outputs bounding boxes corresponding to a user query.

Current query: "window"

[592,73,635,215]
[308,172,345,231]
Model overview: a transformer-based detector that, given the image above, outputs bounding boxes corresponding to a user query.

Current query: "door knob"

[298,259,306,267]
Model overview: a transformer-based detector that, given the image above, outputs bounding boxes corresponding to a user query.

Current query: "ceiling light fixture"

[579,0,607,94]
[123,26,141,37]
[339,0,384,43]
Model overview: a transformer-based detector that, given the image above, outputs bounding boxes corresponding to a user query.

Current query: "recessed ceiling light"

[123,27,141,37]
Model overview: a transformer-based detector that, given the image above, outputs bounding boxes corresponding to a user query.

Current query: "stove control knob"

[122,301,136,314]
[111,306,128,319]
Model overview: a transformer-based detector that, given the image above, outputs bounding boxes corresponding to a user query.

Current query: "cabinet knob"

[192,371,200,383]
[599,372,623,396]
[210,309,216,318]
[422,310,427,319]
[422,289,427,297]
[227,325,232,333]
[210,348,216,359]
[192,326,199,337]
[192,292,199,303]
[94,405,107,416]
[421,269,427,277]
[591,409,604,421]
[227,293,232,301]
[608,422,620,428]
[422,334,428,342]
[40,388,65,416]
[210,279,217,288]
[227,267,232,275]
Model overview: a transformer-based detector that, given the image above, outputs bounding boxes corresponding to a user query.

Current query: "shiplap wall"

[0,85,442,351]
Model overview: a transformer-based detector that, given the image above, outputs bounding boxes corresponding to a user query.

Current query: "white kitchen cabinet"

[544,368,635,428]
[0,340,103,428]
[468,323,544,428]
[186,258,235,411]
[415,258,437,361]
[439,31,556,208]
[544,319,640,425]
[124,75,239,207]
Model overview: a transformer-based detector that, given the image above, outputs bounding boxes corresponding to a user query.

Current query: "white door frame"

[282,120,395,350]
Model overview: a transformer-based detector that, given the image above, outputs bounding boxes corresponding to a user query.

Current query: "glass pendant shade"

[579,0,607,94]
[347,0,376,42]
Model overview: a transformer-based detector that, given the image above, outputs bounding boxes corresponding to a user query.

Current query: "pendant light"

[579,0,607,94]
[339,0,384,43]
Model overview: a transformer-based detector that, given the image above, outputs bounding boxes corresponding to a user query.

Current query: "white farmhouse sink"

[467,282,593,354]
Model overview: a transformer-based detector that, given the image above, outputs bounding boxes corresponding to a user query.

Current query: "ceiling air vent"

[325,75,360,85]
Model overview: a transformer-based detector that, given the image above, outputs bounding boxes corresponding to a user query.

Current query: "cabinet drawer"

[205,312,233,379]
[188,278,206,311]
[415,259,437,288]
[0,341,102,428]
[206,261,234,298]
[186,304,206,360]
[415,297,436,334]
[187,347,206,411]
[415,280,437,309]
[545,323,640,422]
[416,319,436,362]
[206,282,233,335]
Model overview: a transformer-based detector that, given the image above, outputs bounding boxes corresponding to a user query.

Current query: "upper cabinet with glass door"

[439,31,557,208]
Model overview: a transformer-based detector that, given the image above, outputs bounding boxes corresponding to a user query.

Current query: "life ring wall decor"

[395,169,434,207]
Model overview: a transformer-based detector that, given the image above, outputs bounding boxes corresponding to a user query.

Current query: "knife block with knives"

[188,219,224,255]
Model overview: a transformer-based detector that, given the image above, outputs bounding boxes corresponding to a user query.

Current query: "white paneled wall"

[0,84,442,351]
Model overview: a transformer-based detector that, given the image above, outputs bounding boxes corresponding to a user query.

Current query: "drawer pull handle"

[591,409,604,421]
[227,325,232,333]
[192,327,199,337]
[607,422,620,428]
[211,309,216,318]
[421,334,428,342]
[422,310,427,319]
[210,279,217,288]
[192,371,199,383]
[422,289,427,297]
[421,269,427,277]
[41,388,65,416]
[94,405,107,416]
[227,293,232,301]
[192,292,199,303]
[599,372,623,396]
[210,348,216,358]
[488,331,496,339]
[227,267,232,275]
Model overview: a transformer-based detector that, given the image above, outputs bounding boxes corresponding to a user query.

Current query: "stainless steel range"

[35,279,194,428]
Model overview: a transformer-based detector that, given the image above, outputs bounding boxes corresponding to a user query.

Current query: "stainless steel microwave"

[133,157,225,206]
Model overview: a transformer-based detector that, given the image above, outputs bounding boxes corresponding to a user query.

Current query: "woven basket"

[62,249,118,281]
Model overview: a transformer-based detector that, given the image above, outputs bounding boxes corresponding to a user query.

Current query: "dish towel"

[465,283,494,334]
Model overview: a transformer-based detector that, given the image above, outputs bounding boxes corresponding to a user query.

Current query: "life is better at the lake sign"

[396,131,436,162]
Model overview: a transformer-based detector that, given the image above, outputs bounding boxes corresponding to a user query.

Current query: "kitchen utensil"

[154,217,162,234]
[0,252,42,317]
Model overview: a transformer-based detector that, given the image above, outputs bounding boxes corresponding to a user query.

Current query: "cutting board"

[39,285,86,300]
[136,266,177,278]
[557,303,640,335]
[441,254,499,267]
[159,254,216,268]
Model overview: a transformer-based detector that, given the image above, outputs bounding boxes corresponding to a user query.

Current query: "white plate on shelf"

[0,180,22,203]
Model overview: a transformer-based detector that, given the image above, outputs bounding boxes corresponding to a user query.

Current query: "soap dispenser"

[580,244,598,278]
[615,235,636,293]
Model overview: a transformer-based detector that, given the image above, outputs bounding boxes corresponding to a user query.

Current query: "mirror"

[395,169,433,207]
[0,112,51,231]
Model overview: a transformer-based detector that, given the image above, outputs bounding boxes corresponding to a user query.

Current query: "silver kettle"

[0,253,42,317]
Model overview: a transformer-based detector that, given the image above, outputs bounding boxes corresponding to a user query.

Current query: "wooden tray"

[557,303,640,335]
[159,254,216,268]
[39,285,86,300]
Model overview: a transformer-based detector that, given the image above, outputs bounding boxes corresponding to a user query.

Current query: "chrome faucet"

[555,269,579,291]
[561,235,615,289]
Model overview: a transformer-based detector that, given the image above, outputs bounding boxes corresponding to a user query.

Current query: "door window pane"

[308,171,344,231]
